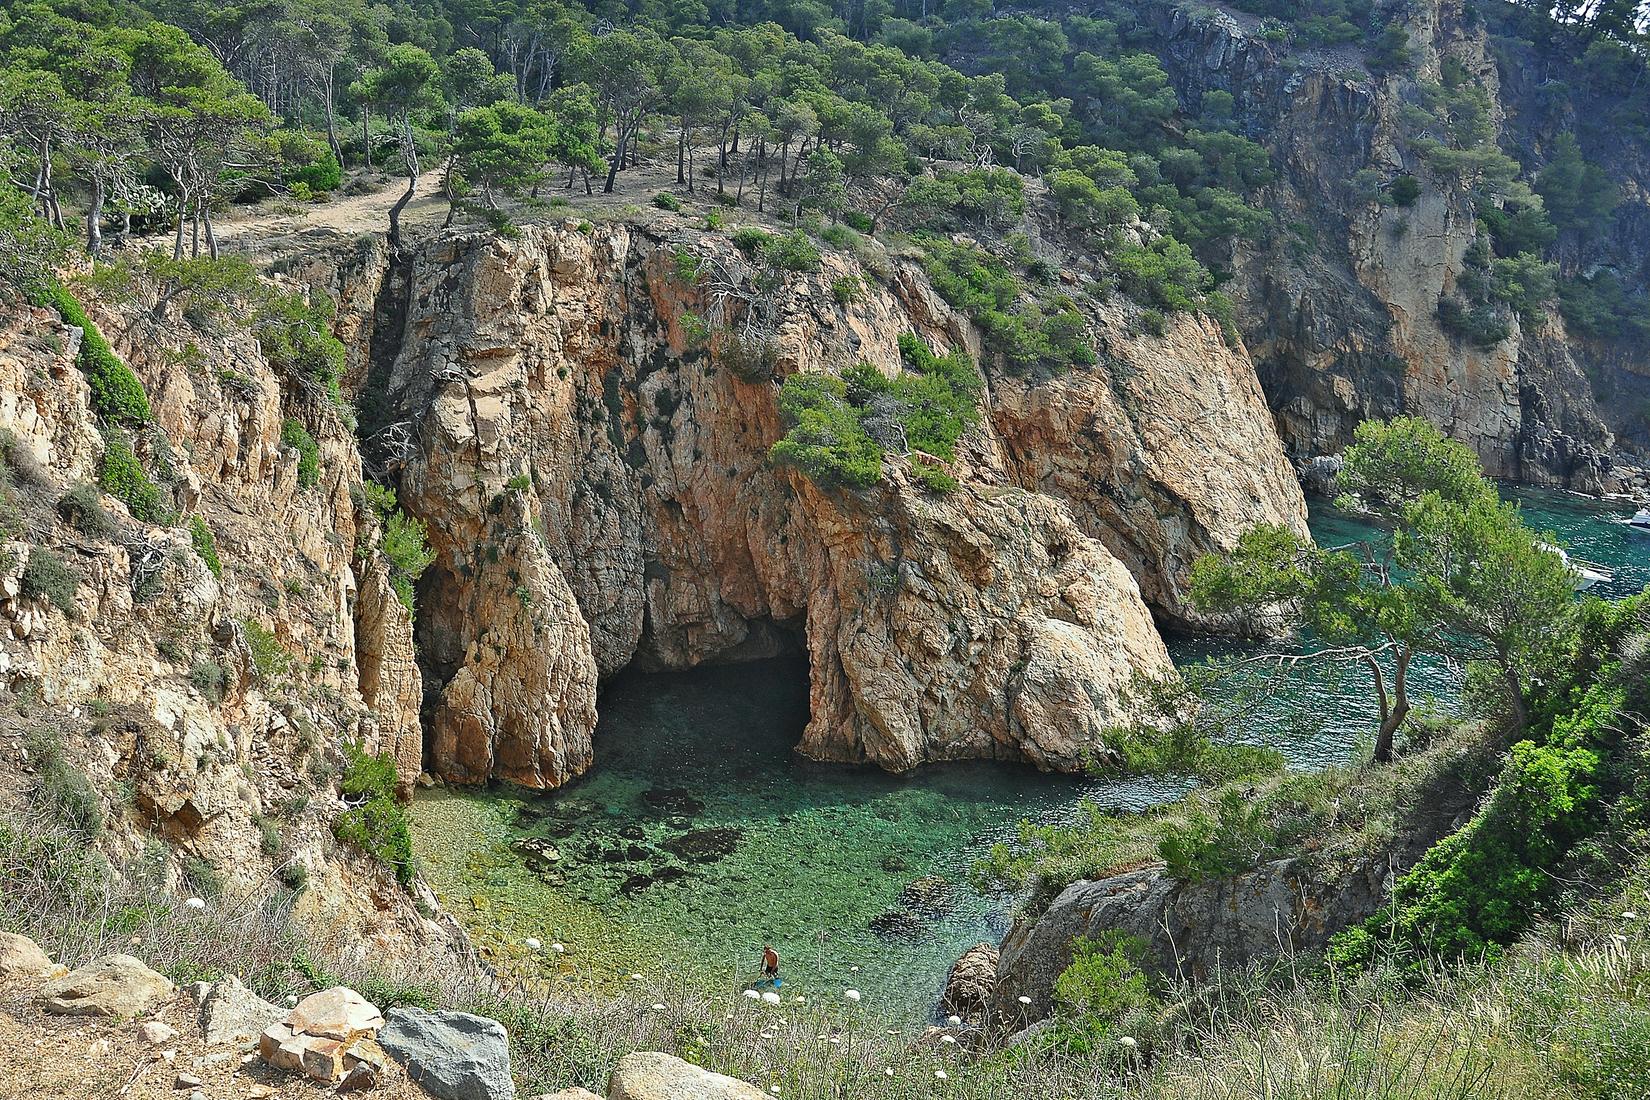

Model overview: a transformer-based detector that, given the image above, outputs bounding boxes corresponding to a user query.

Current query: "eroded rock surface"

[354,218,1303,787]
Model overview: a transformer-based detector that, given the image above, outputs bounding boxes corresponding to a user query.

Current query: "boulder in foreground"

[380,1006,516,1100]
[609,1052,767,1100]
[38,954,173,1017]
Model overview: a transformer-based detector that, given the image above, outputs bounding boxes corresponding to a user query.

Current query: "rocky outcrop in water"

[349,216,1305,787]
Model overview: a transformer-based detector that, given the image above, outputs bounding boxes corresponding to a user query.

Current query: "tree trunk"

[388,116,420,251]
[86,177,105,257]
[172,193,187,260]
[203,205,219,261]
[362,104,373,169]
[1370,648,1412,764]
[323,68,342,164]
[1502,661,1528,732]
[677,128,686,185]
[604,119,630,194]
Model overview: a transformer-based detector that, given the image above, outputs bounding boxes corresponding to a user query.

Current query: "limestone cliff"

[1135,0,1644,491]
[337,215,1305,788]
[0,290,460,970]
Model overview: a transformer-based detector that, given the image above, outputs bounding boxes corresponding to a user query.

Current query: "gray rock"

[608,1052,767,1100]
[380,1007,515,1100]
[991,855,1398,1023]
[38,954,174,1017]
[198,975,285,1048]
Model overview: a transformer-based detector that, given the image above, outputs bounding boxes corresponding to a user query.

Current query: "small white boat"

[1628,507,1650,533]
[1541,541,1614,591]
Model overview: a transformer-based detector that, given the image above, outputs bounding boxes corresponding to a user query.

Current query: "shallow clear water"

[410,486,1650,1021]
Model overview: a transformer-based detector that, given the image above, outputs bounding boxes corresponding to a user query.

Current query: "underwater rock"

[661,827,742,864]
[641,787,705,817]
[512,837,561,872]
[899,875,953,916]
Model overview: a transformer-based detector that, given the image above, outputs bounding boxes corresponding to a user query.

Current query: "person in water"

[762,945,780,981]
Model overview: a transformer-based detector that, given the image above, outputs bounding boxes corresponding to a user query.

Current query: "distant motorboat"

[1540,541,1613,591]
[1628,507,1650,533]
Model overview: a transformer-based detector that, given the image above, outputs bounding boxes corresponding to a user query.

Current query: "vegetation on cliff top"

[770,333,981,494]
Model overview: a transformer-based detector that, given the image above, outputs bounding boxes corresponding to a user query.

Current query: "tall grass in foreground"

[3,809,1647,1099]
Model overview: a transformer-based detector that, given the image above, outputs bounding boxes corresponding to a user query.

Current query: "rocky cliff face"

[0,290,459,969]
[1138,0,1642,492]
[339,215,1305,788]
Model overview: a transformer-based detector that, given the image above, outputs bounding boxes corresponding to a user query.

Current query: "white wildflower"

[652,1003,666,1012]
[935,1070,948,1080]
[761,991,782,1005]
[1118,1036,1138,1049]
[630,973,644,981]
[551,942,566,954]
[946,1015,962,1027]
[884,1068,895,1077]
[184,897,206,911]
[1624,911,1639,920]
[940,1035,957,1045]
[1017,995,1032,1005]
[843,989,861,1003]
[523,938,542,951]
[829,1037,841,1046]
[743,989,761,1000]
[769,1087,780,1095]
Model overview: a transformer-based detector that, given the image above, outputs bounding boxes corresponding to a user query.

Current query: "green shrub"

[21,548,77,617]
[333,741,415,885]
[1110,237,1211,313]
[242,618,292,682]
[1389,174,1422,206]
[771,336,981,494]
[189,515,222,578]
[256,292,346,404]
[364,482,436,613]
[281,419,321,489]
[189,660,227,702]
[57,483,115,538]
[1158,787,1278,883]
[730,227,771,256]
[43,282,151,425]
[99,430,172,524]
[275,130,343,192]
[1053,931,1151,1030]
[761,230,821,273]
[831,275,864,305]
[652,191,683,212]
[24,729,103,838]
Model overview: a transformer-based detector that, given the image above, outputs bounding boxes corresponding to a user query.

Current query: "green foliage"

[242,617,292,682]
[364,482,436,613]
[1110,238,1210,314]
[920,239,1097,374]
[769,374,884,490]
[42,283,151,425]
[1389,174,1422,206]
[57,483,115,538]
[830,275,863,305]
[24,729,102,838]
[1558,270,1650,342]
[1535,133,1618,239]
[281,419,321,489]
[334,741,414,885]
[188,514,221,578]
[652,190,683,212]
[1051,932,1152,1048]
[21,548,77,617]
[760,230,821,273]
[189,660,226,702]
[0,185,69,295]
[1337,679,1624,972]
[1159,788,1277,883]
[100,430,172,524]
[273,130,342,192]
[255,291,346,405]
[730,227,771,256]
[771,336,982,493]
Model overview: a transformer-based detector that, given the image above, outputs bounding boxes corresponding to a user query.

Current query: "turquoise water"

[410,487,1650,1021]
